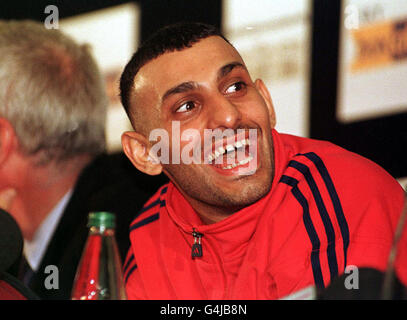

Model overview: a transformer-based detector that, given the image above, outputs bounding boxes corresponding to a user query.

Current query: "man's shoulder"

[280,132,401,194]
[278,133,405,271]
[278,132,405,227]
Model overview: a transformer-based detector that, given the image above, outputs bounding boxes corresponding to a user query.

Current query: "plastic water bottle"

[71,212,127,300]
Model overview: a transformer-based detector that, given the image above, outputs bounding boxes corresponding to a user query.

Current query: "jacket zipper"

[191,228,203,258]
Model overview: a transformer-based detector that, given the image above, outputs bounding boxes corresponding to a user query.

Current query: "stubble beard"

[165,148,274,216]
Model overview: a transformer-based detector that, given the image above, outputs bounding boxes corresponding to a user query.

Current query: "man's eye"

[225,81,246,94]
[176,101,195,113]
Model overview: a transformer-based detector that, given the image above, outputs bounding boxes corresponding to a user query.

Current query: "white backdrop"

[60,3,140,152]
[337,0,407,123]
[222,0,311,138]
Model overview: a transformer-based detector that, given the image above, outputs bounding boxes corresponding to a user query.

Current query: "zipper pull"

[191,228,203,259]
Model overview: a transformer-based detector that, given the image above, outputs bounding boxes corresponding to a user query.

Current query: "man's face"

[129,36,276,215]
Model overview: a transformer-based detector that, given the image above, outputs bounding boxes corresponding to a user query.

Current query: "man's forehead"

[133,36,244,96]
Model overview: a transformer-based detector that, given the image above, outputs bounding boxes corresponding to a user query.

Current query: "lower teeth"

[221,155,253,170]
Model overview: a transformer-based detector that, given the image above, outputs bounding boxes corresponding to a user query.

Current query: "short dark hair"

[119,22,230,121]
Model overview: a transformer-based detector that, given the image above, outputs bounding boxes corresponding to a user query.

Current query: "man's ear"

[121,131,163,176]
[255,79,276,128]
[0,117,16,167]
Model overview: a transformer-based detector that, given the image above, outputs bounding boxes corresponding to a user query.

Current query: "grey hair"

[0,20,107,164]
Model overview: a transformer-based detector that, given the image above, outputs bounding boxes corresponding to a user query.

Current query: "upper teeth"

[207,138,250,163]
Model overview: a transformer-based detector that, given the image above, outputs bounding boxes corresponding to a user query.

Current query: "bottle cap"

[87,211,116,229]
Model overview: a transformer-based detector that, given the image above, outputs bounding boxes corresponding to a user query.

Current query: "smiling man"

[120,22,406,299]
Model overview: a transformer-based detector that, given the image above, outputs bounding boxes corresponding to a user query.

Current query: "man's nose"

[206,95,242,130]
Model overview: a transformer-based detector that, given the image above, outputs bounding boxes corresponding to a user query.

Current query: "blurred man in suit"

[0,20,166,299]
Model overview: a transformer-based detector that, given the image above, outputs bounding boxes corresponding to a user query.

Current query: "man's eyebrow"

[162,81,198,102]
[217,62,246,80]
[161,62,246,103]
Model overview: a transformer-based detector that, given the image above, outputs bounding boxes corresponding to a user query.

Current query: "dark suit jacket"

[24,153,167,300]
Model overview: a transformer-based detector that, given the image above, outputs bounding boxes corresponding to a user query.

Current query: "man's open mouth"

[207,137,253,169]
[204,131,257,173]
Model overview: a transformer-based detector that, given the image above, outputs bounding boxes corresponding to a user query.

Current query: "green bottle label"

[87,211,116,229]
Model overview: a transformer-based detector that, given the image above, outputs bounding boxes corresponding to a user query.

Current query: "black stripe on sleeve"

[280,175,297,187]
[299,152,350,270]
[288,160,339,282]
[130,213,159,232]
[130,186,167,229]
[136,186,167,215]
[138,198,162,215]
[280,175,325,289]
[123,254,135,275]
[125,264,138,284]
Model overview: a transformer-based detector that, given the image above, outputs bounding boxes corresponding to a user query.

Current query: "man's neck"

[15,178,75,240]
[11,156,91,240]
[177,189,244,225]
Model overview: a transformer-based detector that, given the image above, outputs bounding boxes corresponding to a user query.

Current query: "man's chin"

[208,180,272,210]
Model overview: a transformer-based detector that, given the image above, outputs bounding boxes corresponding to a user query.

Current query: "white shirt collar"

[24,189,73,271]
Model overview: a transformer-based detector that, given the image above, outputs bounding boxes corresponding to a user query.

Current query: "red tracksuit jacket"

[123,130,406,299]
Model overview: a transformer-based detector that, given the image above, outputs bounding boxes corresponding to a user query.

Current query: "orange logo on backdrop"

[351,17,407,72]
